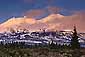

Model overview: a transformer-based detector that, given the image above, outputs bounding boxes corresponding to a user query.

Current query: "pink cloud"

[24,9,47,18]
[47,6,61,14]
[23,6,61,19]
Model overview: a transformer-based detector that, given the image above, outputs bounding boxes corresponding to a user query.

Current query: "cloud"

[46,6,61,14]
[23,6,61,19]
[24,9,47,19]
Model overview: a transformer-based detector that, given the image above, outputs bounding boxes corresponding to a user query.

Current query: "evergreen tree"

[71,26,80,49]
[49,39,57,49]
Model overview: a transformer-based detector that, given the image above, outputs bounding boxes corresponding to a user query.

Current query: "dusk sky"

[0,0,85,23]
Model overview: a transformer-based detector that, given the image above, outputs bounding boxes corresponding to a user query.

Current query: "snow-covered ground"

[0,31,85,47]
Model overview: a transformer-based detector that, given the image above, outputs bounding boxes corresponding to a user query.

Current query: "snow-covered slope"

[0,13,85,32]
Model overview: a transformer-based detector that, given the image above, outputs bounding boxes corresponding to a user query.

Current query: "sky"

[0,0,85,23]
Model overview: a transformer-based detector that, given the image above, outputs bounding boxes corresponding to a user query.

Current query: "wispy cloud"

[24,9,47,19]
[23,6,61,19]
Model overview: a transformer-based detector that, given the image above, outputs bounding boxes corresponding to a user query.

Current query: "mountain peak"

[40,14,64,23]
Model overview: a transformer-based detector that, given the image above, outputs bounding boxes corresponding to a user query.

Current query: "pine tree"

[49,39,56,49]
[71,26,80,49]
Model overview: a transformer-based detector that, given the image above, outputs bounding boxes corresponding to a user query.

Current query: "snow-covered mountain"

[0,14,64,32]
[0,13,85,32]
